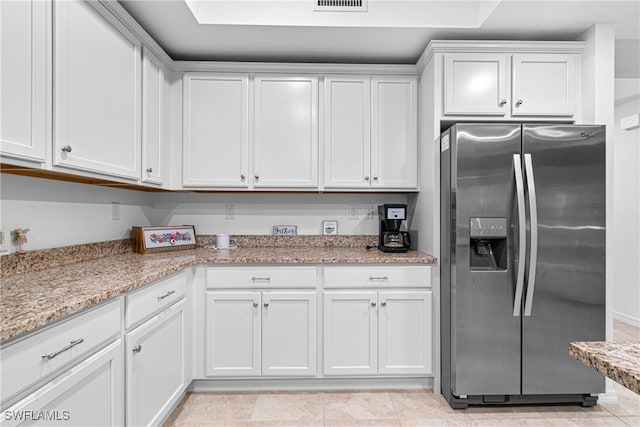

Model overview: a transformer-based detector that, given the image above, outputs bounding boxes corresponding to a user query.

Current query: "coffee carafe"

[378,204,411,253]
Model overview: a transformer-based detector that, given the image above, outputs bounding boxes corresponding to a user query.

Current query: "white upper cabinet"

[371,76,418,189]
[53,0,141,180]
[444,53,509,116]
[323,76,371,188]
[323,75,417,190]
[182,73,249,187]
[443,51,579,119]
[141,47,164,185]
[254,75,319,188]
[511,54,577,116]
[0,0,48,163]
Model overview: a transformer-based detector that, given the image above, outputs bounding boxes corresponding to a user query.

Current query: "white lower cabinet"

[324,290,432,376]
[205,290,317,377]
[323,291,378,375]
[126,300,186,427]
[2,340,124,427]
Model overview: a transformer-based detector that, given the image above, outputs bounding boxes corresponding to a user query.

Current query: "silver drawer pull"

[157,290,176,301]
[369,276,389,280]
[132,345,142,353]
[381,301,387,307]
[42,338,84,360]
[251,276,271,281]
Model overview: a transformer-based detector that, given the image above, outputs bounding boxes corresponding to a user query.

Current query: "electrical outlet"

[225,204,236,220]
[348,205,358,220]
[111,202,120,221]
[364,205,374,220]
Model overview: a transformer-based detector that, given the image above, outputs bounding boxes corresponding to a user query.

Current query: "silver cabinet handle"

[523,154,538,317]
[253,302,259,307]
[373,176,378,181]
[132,345,142,353]
[157,290,175,301]
[241,174,246,180]
[515,99,523,107]
[146,167,153,173]
[381,301,387,307]
[254,175,259,181]
[251,276,270,281]
[371,302,377,307]
[499,99,507,106]
[369,276,388,280]
[513,154,526,317]
[61,145,72,153]
[365,176,370,181]
[263,302,269,308]
[42,338,84,360]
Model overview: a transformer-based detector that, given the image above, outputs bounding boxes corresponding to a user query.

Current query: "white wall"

[612,78,640,327]
[0,174,154,252]
[0,173,409,252]
[149,192,407,237]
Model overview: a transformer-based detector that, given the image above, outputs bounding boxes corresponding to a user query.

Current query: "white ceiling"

[119,0,640,77]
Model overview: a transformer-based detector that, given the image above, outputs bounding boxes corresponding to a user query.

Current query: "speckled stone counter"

[570,341,640,395]
[1,244,436,344]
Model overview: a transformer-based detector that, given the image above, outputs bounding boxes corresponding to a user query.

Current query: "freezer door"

[522,125,605,394]
[450,124,522,396]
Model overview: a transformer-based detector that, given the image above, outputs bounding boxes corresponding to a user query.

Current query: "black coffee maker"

[378,204,411,253]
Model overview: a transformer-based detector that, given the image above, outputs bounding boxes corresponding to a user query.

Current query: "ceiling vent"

[313,0,368,12]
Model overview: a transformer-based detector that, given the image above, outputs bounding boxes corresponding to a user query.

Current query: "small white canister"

[213,234,237,250]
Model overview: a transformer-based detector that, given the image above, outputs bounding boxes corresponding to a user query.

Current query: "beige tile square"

[399,418,475,427]
[324,391,398,421]
[389,391,460,419]
[170,393,258,425]
[326,419,402,426]
[247,421,324,427]
[619,415,640,426]
[250,393,324,422]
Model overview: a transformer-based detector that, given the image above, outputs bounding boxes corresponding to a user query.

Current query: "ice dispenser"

[469,218,507,271]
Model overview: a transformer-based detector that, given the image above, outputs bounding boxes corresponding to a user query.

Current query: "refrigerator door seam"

[513,154,527,317]
[523,153,538,317]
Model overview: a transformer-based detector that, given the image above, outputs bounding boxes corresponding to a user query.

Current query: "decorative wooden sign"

[132,225,197,254]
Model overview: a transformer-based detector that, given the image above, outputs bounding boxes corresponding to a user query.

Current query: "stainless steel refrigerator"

[440,123,605,408]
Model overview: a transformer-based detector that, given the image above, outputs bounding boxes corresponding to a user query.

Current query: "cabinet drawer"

[1,299,120,404]
[207,266,317,289]
[125,271,186,329]
[323,265,431,288]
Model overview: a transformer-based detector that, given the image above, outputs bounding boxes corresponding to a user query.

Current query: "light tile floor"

[165,321,640,427]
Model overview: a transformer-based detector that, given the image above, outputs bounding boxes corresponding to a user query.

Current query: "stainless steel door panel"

[522,125,605,394]
[451,124,522,396]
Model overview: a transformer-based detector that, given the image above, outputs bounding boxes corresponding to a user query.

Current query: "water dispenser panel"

[470,218,507,238]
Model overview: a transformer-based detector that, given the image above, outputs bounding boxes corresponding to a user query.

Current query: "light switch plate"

[621,113,640,130]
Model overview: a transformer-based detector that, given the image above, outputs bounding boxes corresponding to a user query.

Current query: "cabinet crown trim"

[417,40,585,73]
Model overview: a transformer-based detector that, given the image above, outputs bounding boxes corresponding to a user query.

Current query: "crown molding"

[417,40,586,74]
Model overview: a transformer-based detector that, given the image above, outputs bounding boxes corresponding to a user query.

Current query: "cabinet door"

[183,74,249,187]
[53,0,141,179]
[262,291,317,376]
[254,75,318,188]
[323,76,371,188]
[2,340,124,427]
[378,290,432,375]
[0,0,48,163]
[126,301,186,427]
[141,47,164,185]
[323,291,377,375]
[371,76,418,189]
[205,291,261,376]
[443,53,509,116]
[511,54,576,116]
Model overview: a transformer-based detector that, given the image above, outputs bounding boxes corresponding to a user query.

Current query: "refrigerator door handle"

[513,154,527,317]
[523,153,538,316]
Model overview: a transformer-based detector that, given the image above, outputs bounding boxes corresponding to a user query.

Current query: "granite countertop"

[0,244,436,344]
[569,341,640,395]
